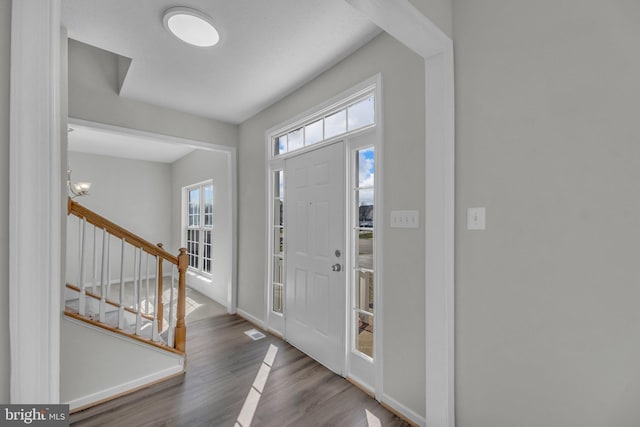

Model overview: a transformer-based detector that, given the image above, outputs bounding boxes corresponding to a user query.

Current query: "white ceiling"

[68,124,195,163]
[62,0,381,124]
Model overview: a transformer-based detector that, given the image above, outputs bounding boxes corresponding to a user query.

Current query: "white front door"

[285,142,345,375]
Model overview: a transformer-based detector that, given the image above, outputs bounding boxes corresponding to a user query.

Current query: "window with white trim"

[185,181,213,274]
[272,94,375,157]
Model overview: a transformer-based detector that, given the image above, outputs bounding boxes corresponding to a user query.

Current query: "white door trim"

[264,75,384,394]
[9,0,63,403]
[344,1,455,426]
[68,117,239,315]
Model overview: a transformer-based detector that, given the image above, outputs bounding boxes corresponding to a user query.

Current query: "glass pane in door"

[355,312,374,358]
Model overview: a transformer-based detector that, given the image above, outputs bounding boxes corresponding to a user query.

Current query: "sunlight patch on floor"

[185,296,203,316]
[161,289,202,317]
[366,409,382,427]
[235,344,279,427]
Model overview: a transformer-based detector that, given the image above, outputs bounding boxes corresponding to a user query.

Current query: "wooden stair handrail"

[68,198,178,265]
[67,197,188,353]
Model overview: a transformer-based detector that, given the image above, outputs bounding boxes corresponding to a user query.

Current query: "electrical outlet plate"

[391,210,419,228]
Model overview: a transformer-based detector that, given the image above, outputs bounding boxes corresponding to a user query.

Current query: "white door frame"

[345,1,456,426]
[263,75,382,337]
[263,76,383,396]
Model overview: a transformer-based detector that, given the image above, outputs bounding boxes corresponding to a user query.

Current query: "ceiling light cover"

[163,7,220,48]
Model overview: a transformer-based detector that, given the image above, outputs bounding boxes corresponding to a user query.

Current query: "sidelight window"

[352,147,375,358]
[272,170,285,313]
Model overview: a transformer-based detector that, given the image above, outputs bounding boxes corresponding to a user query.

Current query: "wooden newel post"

[156,243,165,333]
[175,247,188,352]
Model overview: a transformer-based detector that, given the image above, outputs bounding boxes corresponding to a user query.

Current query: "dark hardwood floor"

[70,313,411,427]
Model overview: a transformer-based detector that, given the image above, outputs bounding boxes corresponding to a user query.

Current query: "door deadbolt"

[335,249,341,258]
[331,263,342,272]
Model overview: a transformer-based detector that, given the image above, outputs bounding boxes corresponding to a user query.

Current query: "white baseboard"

[209,292,227,308]
[67,364,184,411]
[236,308,266,330]
[381,393,426,427]
[347,374,374,396]
[185,278,228,309]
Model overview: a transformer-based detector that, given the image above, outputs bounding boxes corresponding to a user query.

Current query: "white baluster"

[92,225,98,295]
[168,265,176,347]
[145,253,150,315]
[107,234,111,300]
[152,256,160,342]
[135,247,143,335]
[79,218,87,316]
[132,248,138,309]
[118,238,125,330]
[99,228,107,323]
[77,219,82,286]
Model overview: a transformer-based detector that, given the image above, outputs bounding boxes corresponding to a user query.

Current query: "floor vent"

[244,329,266,341]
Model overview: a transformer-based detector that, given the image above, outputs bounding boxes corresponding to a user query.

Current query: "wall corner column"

[9,0,63,403]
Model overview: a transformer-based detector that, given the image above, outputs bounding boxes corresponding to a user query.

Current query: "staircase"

[65,198,188,355]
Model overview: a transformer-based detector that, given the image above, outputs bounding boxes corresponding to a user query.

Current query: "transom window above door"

[272,93,375,158]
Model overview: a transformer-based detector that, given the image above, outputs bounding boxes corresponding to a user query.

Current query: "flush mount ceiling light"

[163,7,220,48]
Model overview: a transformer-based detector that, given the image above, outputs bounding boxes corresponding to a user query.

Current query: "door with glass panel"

[284,141,345,375]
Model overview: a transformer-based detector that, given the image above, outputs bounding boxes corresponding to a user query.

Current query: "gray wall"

[0,0,10,403]
[60,317,182,409]
[67,152,172,245]
[68,39,238,148]
[453,1,640,426]
[409,0,453,37]
[238,33,427,415]
[171,150,231,306]
[66,152,172,284]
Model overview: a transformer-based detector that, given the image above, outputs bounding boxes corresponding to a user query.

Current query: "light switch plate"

[391,210,419,228]
[467,207,486,230]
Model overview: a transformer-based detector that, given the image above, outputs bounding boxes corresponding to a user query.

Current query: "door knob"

[331,263,342,272]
